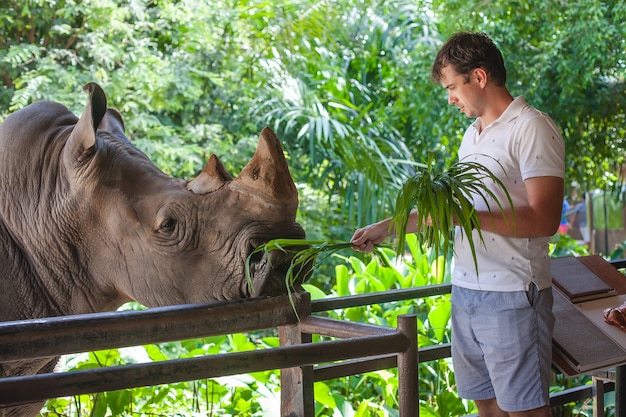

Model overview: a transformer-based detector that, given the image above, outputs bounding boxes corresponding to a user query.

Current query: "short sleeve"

[517,112,565,180]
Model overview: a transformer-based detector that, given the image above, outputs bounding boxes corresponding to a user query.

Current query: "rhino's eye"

[159,218,177,234]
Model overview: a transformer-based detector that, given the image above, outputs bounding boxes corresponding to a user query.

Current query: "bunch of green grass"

[246,239,392,288]
[245,239,391,315]
[391,152,513,274]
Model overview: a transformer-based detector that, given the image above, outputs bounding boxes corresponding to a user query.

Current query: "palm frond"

[391,153,513,274]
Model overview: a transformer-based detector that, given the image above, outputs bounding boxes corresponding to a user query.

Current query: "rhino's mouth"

[245,239,312,298]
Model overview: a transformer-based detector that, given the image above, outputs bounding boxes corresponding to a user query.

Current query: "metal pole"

[616,365,626,417]
[280,323,314,417]
[397,314,418,417]
[592,376,605,417]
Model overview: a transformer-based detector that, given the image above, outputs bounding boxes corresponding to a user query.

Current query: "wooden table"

[551,255,626,415]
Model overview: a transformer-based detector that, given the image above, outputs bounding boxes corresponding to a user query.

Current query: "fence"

[0,292,418,416]
[2,261,626,416]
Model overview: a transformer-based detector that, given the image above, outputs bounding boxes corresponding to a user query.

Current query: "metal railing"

[0,293,418,416]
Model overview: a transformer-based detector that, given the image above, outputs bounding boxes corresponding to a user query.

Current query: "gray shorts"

[451,285,555,412]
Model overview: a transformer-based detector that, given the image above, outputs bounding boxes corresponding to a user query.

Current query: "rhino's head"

[60,83,308,309]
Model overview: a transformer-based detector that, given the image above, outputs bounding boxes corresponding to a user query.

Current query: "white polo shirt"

[452,96,565,292]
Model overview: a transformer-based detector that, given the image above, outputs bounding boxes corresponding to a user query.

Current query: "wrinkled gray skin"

[0,83,306,417]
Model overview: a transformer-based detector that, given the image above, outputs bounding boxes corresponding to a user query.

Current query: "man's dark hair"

[431,32,507,86]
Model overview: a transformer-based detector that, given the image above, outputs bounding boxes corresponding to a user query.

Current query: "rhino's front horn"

[187,154,233,194]
[232,127,298,208]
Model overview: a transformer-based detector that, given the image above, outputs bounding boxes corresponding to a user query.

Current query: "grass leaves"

[246,239,392,290]
[391,153,513,274]
[245,239,392,317]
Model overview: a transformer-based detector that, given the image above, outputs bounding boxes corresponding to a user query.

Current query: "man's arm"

[352,175,563,251]
[351,210,422,252]
[476,176,564,238]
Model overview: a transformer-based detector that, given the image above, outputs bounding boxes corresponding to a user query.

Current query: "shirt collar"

[498,96,527,124]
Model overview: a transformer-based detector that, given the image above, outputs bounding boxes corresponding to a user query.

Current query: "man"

[351,32,565,417]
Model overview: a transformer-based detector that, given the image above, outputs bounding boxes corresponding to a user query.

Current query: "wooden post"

[280,292,313,417]
[279,324,314,417]
[616,365,626,417]
[592,376,605,417]
[397,314,418,417]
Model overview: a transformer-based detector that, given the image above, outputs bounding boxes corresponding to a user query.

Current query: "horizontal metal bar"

[419,343,452,362]
[311,343,452,382]
[299,315,395,338]
[0,332,409,408]
[0,293,309,363]
[314,354,397,382]
[549,380,615,407]
[311,284,451,312]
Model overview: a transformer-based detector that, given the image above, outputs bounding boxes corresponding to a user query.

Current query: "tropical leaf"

[391,152,514,274]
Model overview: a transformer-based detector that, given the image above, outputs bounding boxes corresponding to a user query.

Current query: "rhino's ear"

[64,83,107,162]
[187,154,233,194]
[98,108,126,140]
[232,127,298,207]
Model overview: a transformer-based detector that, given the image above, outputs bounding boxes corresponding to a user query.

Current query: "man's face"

[439,65,484,119]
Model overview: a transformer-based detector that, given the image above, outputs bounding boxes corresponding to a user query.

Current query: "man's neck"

[478,88,514,130]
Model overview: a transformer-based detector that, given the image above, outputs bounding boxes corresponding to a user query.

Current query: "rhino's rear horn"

[233,127,298,206]
[187,154,233,194]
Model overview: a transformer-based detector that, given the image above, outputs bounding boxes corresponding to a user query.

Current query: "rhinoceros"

[0,83,307,417]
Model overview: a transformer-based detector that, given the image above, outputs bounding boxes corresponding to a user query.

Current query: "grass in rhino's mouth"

[245,239,391,317]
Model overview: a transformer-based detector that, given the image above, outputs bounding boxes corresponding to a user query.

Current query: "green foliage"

[245,239,392,295]
[244,0,434,228]
[43,334,282,416]
[549,233,591,258]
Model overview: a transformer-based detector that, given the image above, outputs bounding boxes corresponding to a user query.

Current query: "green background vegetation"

[1,0,625,416]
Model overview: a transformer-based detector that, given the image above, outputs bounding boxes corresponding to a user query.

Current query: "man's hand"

[351,220,392,252]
